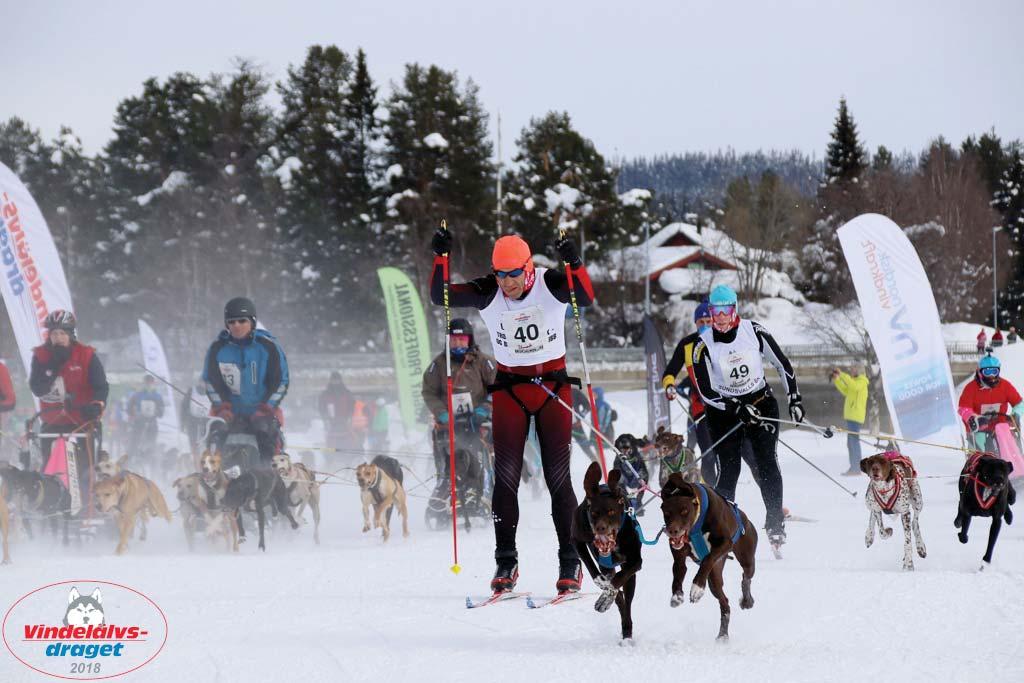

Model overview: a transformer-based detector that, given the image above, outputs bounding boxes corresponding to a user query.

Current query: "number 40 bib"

[500,306,547,357]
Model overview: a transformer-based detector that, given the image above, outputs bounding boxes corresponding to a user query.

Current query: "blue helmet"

[979,355,1001,371]
[709,284,738,307]
[693,301,711,323]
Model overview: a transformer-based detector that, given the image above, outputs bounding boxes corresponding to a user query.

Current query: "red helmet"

[45,309,77,333]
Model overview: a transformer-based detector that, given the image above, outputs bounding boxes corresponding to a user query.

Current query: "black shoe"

[556,560,582,594]
[490,553,519,593]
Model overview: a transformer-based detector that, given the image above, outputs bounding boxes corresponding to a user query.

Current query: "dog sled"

[425,415,493,530]
[970,414,1024,486]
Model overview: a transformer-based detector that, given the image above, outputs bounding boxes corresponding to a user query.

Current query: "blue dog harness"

[689,483,745,562]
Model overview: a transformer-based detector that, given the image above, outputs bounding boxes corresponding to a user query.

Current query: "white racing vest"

[479,267,568,368]
[699,320,767,397]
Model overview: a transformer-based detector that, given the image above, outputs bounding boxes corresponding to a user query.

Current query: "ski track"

[2,390,1023,682]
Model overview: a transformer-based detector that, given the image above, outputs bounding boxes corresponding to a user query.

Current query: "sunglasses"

[494,267,526,279]
[227,318,251,325]
[981,367,1000,377]
[709,304,736,317]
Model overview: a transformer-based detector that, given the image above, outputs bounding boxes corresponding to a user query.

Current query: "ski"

[784,514,818,523]
[526,592,595,609]
[465,591,530,609]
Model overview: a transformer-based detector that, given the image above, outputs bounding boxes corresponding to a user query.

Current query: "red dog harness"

[963,451,1000,511]
[872,451,917,513]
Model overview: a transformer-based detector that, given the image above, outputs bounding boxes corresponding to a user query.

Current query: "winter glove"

[49,345,71,370]
[81,401,104,421]
[431,226,453,256]
[967,414,982,432]
[473,405,490,421]
[253,403,275,419]
[554,237,582,267]
[210,403,234,422]
[788,393,804,423]
[731,399,762,427]
[437,411,449,425]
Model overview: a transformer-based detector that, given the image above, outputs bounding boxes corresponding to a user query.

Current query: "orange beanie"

[492,235,533,272]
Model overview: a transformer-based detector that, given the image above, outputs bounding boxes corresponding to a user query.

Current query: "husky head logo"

[63,587,106,626]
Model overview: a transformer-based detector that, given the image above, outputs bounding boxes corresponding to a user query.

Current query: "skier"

[28,310,109,511]
[958,354,1024,453]
[127,375,164,460]
[429,227,594,594]
[202,297,289,462]
[663,301,718,483]
[421,318,497,502]
[691,284,802,550]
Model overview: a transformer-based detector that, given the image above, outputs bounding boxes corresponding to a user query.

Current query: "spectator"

[0,358,15,457]
[831,365,869,476]
[1009,326,1019,345]
[977,328,987,353]
[992,328,1005,348]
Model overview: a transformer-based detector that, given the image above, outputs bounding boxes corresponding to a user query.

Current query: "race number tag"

[722,349,758,393]
[452,392,473,418]
[218,363,242,395]
[41,377,66,404]
[140,399,157,418]
[500,306,546,357]
[980,403,1003,416]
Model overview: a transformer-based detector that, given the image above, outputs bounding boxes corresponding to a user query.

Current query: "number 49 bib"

[500,306,546,357]
[723,349,759,393]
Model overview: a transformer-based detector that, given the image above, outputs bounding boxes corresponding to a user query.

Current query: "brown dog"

[94,472,172,554]
[272,453,322,544]
[172,466,238,553]
[355,457,409,542]
[661,473,757,641]
[1,487,10,564]
[95,451,125,480]
[654,426,700,486]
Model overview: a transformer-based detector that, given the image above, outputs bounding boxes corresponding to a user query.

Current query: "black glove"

[81,401,104,420]
[431,226,453,256]
[731,399,761,427]
[555,237,582,267]
[967,415,981,432]
[49,345,71,369]
[788,393,804,423]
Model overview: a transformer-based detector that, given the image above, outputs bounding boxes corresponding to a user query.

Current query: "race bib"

[980,403,1003,416]
[452,392,473,417]
[218,363,242,395]
[500,306,547,357]
[140,399,157,418]
[41,376,66,404]
[722,349,759,393]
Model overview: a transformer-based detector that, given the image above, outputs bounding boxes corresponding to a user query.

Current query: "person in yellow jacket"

[831,365,869,475]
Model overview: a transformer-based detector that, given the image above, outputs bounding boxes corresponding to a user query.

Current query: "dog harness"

[367,468,385,505]
[963,451,1002,511]
[872,452,916,514]
[689,483,744,562]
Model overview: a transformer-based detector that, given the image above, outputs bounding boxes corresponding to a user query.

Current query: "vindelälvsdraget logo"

[3,580,168,680]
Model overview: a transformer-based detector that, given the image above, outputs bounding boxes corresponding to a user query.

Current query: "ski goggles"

[981,366,1000,378]
[449,334,471,346]
[494,267,526,279]
[709,304,736,317]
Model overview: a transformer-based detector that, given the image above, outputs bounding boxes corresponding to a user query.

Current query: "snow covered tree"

[872,145,893,172]
[381,63,494,301]
[995,149,1024,324]
[502,112,620,263]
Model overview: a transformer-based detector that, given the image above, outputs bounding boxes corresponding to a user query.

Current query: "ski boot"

[490,550,519,594]
[556,550,582,594]
[767,524,786,560]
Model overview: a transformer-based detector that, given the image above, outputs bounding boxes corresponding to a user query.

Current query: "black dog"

[955,452,1017,568]
[0,463,71,543]
[572,461,642,642]
[222,468,299,551]
[612,434,650,514]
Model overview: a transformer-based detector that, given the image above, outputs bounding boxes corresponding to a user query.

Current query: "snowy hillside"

[2,389,1022,682]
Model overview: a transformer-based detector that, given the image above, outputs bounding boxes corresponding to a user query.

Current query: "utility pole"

[993,226,1001,330]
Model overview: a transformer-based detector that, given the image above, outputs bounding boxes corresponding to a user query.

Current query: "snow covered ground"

[3,390,1023,682]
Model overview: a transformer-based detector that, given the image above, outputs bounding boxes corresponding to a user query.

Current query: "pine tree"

[996,149,1024,323]
[872,145,893,172]
[502,112,619,262]
[823,97,866,185]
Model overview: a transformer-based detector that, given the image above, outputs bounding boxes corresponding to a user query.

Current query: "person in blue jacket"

[203,297,289,462]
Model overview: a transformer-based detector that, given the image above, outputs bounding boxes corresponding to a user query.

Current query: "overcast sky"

[5,0,1021,162]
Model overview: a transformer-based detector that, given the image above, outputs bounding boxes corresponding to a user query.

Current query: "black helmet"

[45,310,77,335]
[449,318,474,346]
[224,297,257,324]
